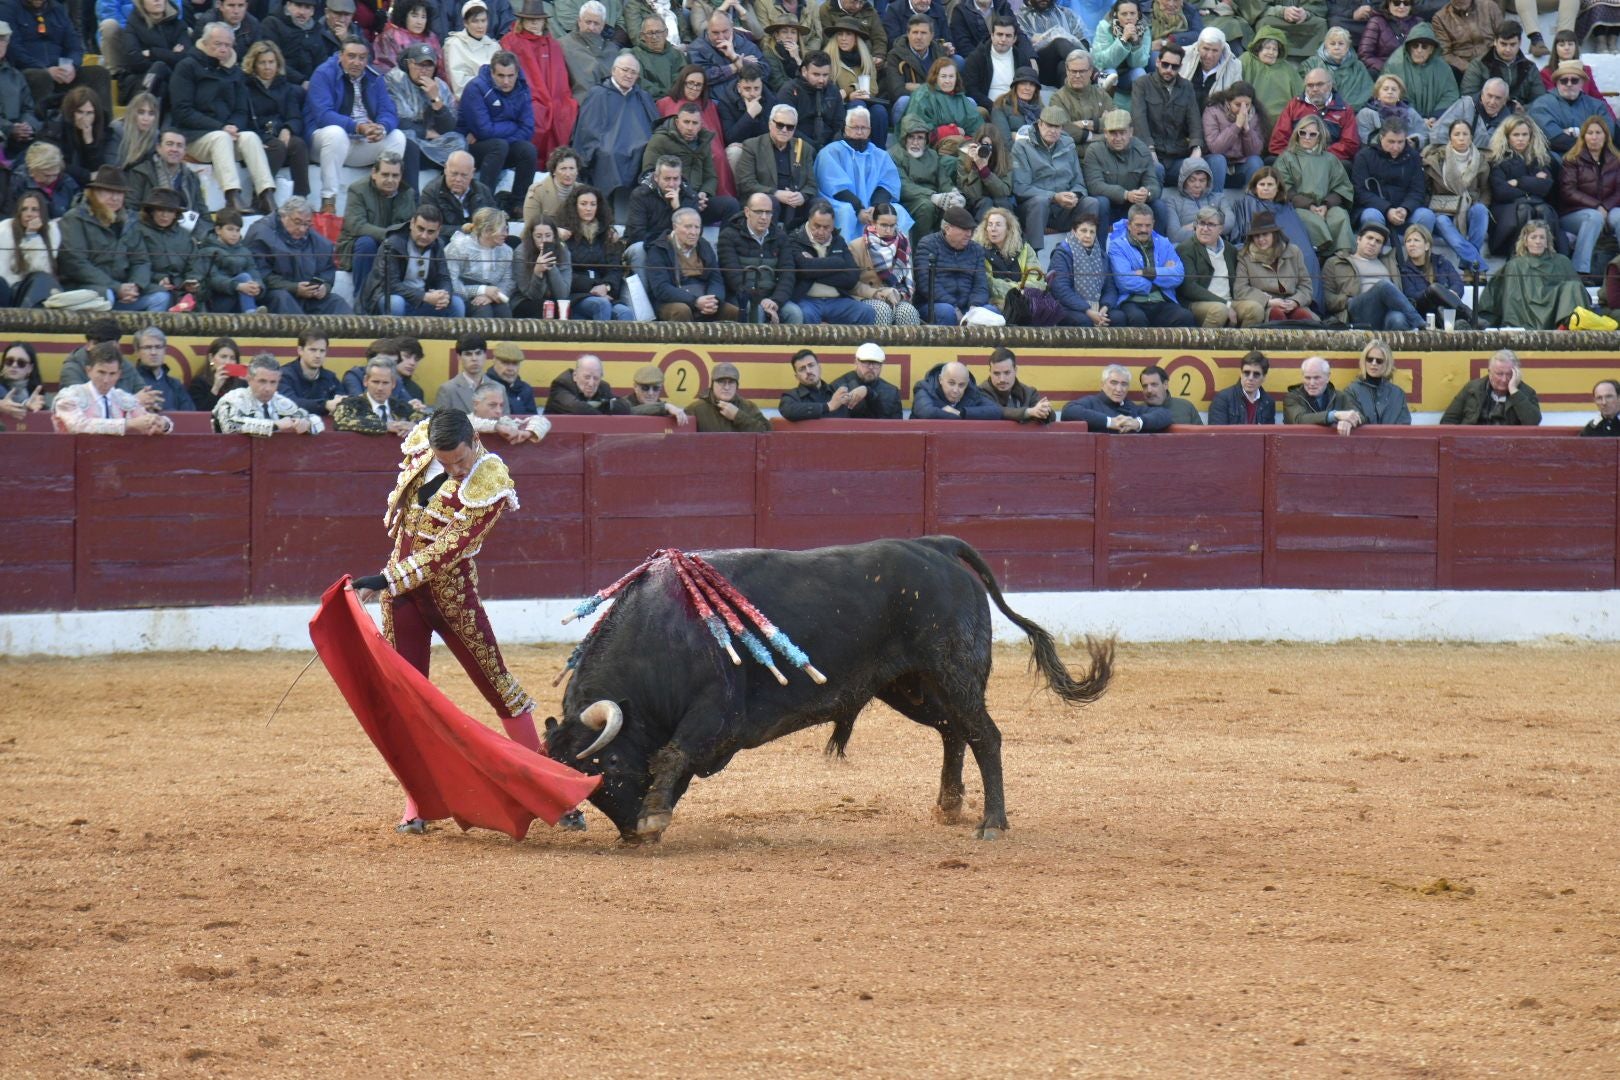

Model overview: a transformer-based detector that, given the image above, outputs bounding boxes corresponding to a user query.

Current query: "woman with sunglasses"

[1341,338,1411,425]
[1,344,46,425]
[1359,0,1421,74]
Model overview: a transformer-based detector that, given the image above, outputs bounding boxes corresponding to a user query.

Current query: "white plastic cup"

[1442,308,1456,332]
[557,299,571,319]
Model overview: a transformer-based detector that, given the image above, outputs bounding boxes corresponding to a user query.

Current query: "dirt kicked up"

[1,642,1616,1078]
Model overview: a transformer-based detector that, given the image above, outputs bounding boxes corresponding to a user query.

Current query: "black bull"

[544,537,1115,842]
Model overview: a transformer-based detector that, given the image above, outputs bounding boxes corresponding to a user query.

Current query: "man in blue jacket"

[5,0,113,111]
[246,196,352,315]
[914,205,1004,325]
[305,40,410,213]
[1107,203,1196,327]
[1059,363,1172,431]
[456,52,537,213]
[910,361,1003,419]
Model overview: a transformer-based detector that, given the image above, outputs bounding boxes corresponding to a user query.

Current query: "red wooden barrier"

[1,437,75,610]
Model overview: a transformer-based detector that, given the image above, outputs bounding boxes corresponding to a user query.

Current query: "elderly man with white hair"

[1059,363,1172,432]
[1180,26,1242,114]
[735,104,819,229]
[168,22,279,214]
[574,52,660,196]
[560,1,619,98]
[471,382,553,443]
[687,10,767,90]
[1439,348,1543,426]
[1283,355,1362,432]
[812,107,912,241]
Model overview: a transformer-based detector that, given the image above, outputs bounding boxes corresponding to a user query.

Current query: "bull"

[543,536,1114,843]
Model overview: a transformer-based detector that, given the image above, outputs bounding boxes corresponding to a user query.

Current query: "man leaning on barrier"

[1060,363,1171,433]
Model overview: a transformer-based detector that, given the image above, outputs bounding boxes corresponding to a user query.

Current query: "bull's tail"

[922,536,1114,706]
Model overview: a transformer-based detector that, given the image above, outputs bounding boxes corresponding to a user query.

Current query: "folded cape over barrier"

[309,577,600,839]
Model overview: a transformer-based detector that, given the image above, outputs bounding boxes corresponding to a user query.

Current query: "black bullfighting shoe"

[395,817,428,835]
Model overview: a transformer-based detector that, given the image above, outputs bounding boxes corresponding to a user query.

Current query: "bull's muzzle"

[576,699,623,760]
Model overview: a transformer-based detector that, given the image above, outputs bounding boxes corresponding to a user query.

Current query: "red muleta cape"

[310,577,600,839]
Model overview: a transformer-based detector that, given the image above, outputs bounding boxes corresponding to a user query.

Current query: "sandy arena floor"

[1,641,1617,1078]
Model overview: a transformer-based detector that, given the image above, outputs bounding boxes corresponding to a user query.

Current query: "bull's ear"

[544,716,559,732]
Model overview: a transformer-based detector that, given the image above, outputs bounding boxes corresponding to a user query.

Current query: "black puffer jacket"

[168,44,251,140]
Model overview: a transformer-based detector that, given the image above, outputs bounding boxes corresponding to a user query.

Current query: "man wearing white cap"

[826,343,903,419]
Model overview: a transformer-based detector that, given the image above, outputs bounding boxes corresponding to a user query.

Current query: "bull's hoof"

[636,811,672,839]
[975,825,1004,841]
[933,802,965,825]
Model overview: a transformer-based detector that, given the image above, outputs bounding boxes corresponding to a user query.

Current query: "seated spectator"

[775,200,876,324]
[58,167,171,312]
[56,317,140,393]
[1439,347,1541,425]
[245,197,349,315]
[0,25,38,164]
[950,0,1017,62]
[1352,118,1435,233]
[188,336,244,412]
[1132,44,1211,188]
[814,107,913,241]
[471,382,553,443]
[657,64,738,198]
[1107,203,1197,326]
[881,14,949,113]
[963,15,1035,112]
[1476,218,1586,329]
[1342,338,1412,424]
[1283,355,1359,431]
[718,194,803,324]
[1399,221,1478,325]
[513,216,572,317]
[1235,211,1317,321]
[341,338,398,396]
[687,10,766,100]
[435,334,501,411]
[8,0,114,116]
[422,150,499,235]
[503,0,580,164]
[1558,116,1620,277]
[1019,0,1089,86]
[981,347,1055,423]
[734,103,819,232]
[631,15,682,100]
[828,341,904,419]
[950,129,1017,222]
[910,360,1003,419]
[40,85,117,188]
[318,0,367,70]
[573,52,658,200]
[1092,2,1150,105]
[1431,0,1499,76]
[1181,27,1244,117]
[545,353,627,415]
[1270,66,1359,161]
[261,0,326,88]
[0,189,62,310]
[975,207,1048,323]
[170,21,279,215]
[778,348,856,421]
[130,188,202,313]
[1535,30,1607,114]
[889,118,957,240]
[915,205,1004,325]
[645,207,742,321]
[1358,0,1418,74]
[1139,362,1202,425]
[112,91,162,175]
[1015,104,1102,245]
[1208,349,1277,424]
[1357,73,1430,149]
[1435,76,1512,152]
[644,103,740,226]
[1307,27,1373,111]
[445,206,517,317]
[206,0,264,60]
[1487,115,1560,256]
[777,51,846,151]
[524,147,581,230]
[359,204,464,317]
[393,340,429,411]
[1273,114,1355,254]
[1202,81,1267,191]
[242,40,312,202]
[386,43,467,172]
[1177,206,1264,326]
[624,155,702,251]
[690,361,770,431]
[280,329,342,415]
[338,152,415,299]
[1322,220,1425,329]
[485,342,538,414]
[306,41,410,216]
[331,358,428,436]
[1081,108,1160,236]
[125,128,205,217]
[1163,157,1224,245]
[53,341,173,435]
[1240,28,1303,140]
[1059,362,1171,432]
[905,58,986,147]
[0,342,45,423]
[715,65,776,168]
[1463,19,1542,105]
[1382,24,1456,122]
[6,142,79,220]
[446,1,500,95]
[112,0,191,104]
[989,65,1044,147]
[1418,119,1490,278]
[559,186,633,320]
[129,326,195,412]
[457,53,539,214]
[196,207,265,317]
[1048,213,1121,326]
[1580,379,1620,437]
[214,352,325,436]
[374,0,443,75]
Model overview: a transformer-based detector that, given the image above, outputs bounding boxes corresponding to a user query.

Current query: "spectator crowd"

[7,0,1620,330]
[8,316,1616,435]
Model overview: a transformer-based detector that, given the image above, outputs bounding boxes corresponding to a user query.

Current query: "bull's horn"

[575,699,623,760]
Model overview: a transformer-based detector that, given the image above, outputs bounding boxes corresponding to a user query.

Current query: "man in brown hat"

[58,166,169,311]
[618,363,692,424]
[689,362,770,432]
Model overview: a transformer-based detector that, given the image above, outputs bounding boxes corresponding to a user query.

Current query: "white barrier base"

[3,591,1619,657]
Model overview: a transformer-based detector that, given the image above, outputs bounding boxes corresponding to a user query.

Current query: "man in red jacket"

[1269,67,1360,162]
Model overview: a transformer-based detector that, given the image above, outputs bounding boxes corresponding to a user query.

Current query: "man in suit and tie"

[332,359,430,435]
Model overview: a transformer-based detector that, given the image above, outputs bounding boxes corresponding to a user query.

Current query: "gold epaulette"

[458,452,519,510]
[401,418,431,454]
